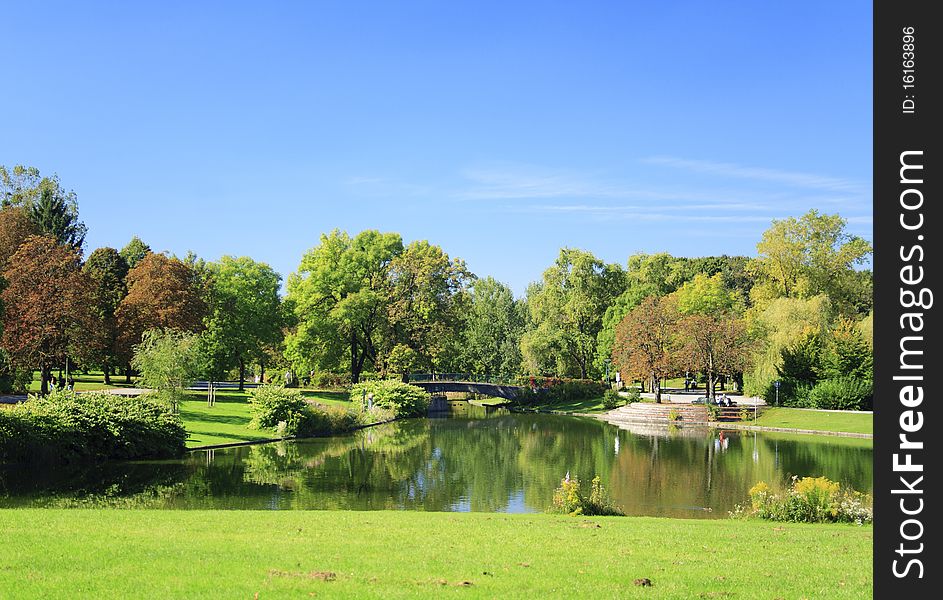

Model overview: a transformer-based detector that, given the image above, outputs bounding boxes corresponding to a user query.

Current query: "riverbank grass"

[180,389,353,448]
[753,407,872,435]
[0,509,871,598]
[512,395,609,413]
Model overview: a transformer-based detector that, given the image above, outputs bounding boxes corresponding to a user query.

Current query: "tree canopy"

[1,236,99,394]
[201,256,283,389]
[522,248,624,379]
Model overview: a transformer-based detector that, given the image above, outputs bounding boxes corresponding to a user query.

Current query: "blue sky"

[1,1,872,294]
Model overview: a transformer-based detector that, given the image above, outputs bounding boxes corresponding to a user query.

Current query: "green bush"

[349,379,430,418]
[806,377,872,410]
[548,475,624,516]
[601,389,621,410]
[249,384,359,437]
[248,385,309,430]
[621,387,641,404]
[0,390,186,462]
[514,377,608,406]
[310,371,352,390]
[737,477,872,524]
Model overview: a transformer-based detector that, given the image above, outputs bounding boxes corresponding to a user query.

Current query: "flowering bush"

[548,474,624,516]
[735,476,872,524]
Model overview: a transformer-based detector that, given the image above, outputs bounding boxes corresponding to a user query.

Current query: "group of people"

[51,374,75,391]
[712,394,735,407]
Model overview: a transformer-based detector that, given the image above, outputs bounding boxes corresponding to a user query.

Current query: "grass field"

[25,370,139,392]
[520,395,609,413]
[753,407,873,435]
[0,509,871,599]
[180,388,355,448]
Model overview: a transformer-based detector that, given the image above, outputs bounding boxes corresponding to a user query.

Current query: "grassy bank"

[753,407,872,435]
[180,389,353,448]
[511,396,609,414]
[0,509,871,599]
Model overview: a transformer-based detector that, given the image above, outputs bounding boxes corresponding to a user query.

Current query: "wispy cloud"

[642,156,870,195]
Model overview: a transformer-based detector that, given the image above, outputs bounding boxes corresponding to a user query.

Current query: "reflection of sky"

[506,490,534,514]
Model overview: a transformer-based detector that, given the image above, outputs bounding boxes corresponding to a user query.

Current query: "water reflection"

[0,404,872,518]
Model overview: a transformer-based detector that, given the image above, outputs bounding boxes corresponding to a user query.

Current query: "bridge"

[408,374,525,401]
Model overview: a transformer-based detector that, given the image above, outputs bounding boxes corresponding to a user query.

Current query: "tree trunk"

[40,363,51,395]
[260,360,265,384]
[238,357,246,392]
[103,361,112,386]
[125,363,132,384]
[350,330,360,384]
[652,375,661,403]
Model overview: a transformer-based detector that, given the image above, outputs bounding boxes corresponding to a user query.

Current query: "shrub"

[248,384,360,437]
[310,371,352,390]
[513,377,608,406]
[548,474,624,516]
[621,387,641,404]
[706,404,718,420]
[806,377,872,410]
[601,389,621,410]
[349,379,430,418]
[0,390,186,462]
[248,385,308,430]
[736,476,872,524]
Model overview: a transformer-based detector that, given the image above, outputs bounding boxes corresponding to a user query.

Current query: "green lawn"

[0,509,872,599]
[526,395,609,413]
[180,388,355,448]
[753,407,873,435]
[26,370,139,392]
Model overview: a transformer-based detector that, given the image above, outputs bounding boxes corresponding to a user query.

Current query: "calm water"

[0,405,872,518]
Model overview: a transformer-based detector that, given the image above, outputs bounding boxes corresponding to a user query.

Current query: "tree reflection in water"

[0,406,872,517]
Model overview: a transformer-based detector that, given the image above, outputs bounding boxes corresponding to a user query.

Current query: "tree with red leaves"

[1,235,100,394]
[115,253,207,382]
[612,295,680,403]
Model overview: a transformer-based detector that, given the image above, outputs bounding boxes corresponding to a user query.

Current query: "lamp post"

[604,359,611,388]
[774,379,780,407]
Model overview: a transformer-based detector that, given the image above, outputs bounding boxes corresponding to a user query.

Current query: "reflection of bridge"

[409,374,523,401]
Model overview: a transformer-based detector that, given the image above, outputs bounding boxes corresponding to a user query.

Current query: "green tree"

[386,240,474,372]
[202,256,284,391]
[674,273,743,316]
[742,295,832,397]
[132,329,202,413]
[28,186,87,250]
[522,248,624,378]
[750,210,872,315]
[285,229,403,383]
[458,277,525,381]
[120,236,152,270]
[82,247,130,384]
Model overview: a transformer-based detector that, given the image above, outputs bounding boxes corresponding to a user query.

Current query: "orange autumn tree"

[611,295,680,403]
[0,206,40,272]
[1,235,100,394]
[116,253,207,382]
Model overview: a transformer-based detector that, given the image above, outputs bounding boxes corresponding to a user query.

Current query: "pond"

[0,405,872,517]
